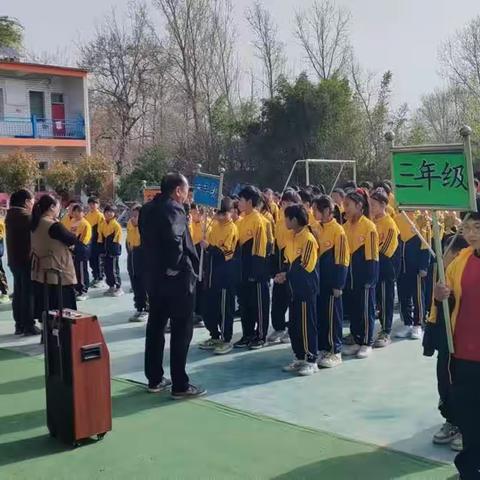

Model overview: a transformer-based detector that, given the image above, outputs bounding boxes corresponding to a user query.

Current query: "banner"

[391,147,476,211]
[193,173,221,208]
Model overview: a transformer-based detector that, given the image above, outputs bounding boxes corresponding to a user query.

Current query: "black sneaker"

[14,326,24,335]
[147,377,172,393]
[233,337,250,349]
[171,384,207,400]
[23,325,41,336]
[248,338,265,350]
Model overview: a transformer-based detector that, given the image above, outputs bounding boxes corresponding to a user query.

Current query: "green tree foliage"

[0,16,24,50]
[76,154,113,196]
[0,150,39,193]
[117,146,170,201]
[44,160,77,196]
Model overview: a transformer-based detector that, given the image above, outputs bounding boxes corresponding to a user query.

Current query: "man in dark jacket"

[139,173,205,399]
[5,189,38,335]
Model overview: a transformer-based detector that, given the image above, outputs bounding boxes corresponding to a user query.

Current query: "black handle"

[81,343,102,362]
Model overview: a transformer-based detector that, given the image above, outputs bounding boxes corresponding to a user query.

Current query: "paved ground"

[0,249,457,471]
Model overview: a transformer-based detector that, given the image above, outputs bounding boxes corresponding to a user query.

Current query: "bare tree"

[440,16,480,100]
[295,0,351,80]
[246,1,285,99]
[79,2,160,174]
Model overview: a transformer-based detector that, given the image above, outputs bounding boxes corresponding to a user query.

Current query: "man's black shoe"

[171,384,207,400]
[233,337,250,348]
[14,326,24,335]
[248,338,265,350]
[147,378,172,393]
[23,325,41,336]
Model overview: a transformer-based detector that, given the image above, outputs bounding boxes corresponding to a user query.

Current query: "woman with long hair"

[31,194,78,319]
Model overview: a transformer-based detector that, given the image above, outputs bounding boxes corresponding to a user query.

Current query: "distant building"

[0,60,90,191]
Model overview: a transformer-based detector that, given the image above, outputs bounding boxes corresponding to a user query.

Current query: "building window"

[51,93,64,104]
[29,91,45,119]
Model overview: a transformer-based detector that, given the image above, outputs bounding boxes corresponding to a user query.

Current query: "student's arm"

[48,222,77,246]
[333,231,349,290]
[80,222,92,246]
[364,228,379,286]
[250,217,268,279]
[220,227,239,261]
[380,227,398,258]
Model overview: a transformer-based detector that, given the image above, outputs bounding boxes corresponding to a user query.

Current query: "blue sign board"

[193,174,221,208]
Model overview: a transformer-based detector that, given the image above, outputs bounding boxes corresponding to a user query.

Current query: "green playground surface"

[0,349,455,480]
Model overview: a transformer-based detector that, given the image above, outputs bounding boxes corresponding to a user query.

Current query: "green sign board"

[391,148,476,211]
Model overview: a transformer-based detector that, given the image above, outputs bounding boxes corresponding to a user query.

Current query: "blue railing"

[0,115,86,140]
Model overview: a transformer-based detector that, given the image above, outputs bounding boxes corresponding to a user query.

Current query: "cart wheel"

[97,433,106,441]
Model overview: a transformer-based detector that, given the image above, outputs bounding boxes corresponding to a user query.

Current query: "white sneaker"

[0,294,11,304]
[137,311,148,322]
[374,332,392,348]
[267,330,285,344]
[433,422,459,445]
[317,350,328,360]
[103,287,115,296]
[411,326,423,340]
[112,288,124,297]
[280,331,291,344]
[282,360,305,373]
[76,294,88,302]
[395,325,413,338]
[318,352,342,368]
[298,362,318,376]
[213,341,233,355]
[342,344,361,356]
[450,433,463,452]
[356,345,373,359]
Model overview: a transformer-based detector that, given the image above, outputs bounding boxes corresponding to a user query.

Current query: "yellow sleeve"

[221,226,239,261]
[381,227,398,258]
[114,223,122,244]
[301,238,318,273]
[334,231,350,267]
[365,228,379,261]
[252,217,267,258]
[80,222,92,245]
[0,221,5,240]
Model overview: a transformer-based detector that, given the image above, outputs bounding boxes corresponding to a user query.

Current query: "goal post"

[282,159,357,194]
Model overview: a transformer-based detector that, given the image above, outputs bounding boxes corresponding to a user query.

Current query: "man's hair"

[9,189,33,208]
[281,189,301,204]
[87,196,99,205]
[238,185,262,207]
[284,204,308,227]
[161,172,188,195]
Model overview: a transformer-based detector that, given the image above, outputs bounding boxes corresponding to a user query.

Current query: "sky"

[3,0,480,109]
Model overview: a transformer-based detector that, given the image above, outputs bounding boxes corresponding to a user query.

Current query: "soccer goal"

[282,159,357,194]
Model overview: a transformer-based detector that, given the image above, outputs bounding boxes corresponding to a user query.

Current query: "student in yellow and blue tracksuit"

[98,205,123,296]
[126,205,148,322]
[394,210,431,340]
[85,197,105,286]
[342,188,379,359]
[370,188,401,348]
[267,189,301,344]
[69,204,92,300]
[298,189,316,226]
[236,186,270,350]
[199,198,240,355]
[274,204,319,376]
[433,197,480,479]
[311,195,350,368]
[263,188,280,223]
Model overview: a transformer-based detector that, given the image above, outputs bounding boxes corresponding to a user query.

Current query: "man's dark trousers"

[10,264,34,330]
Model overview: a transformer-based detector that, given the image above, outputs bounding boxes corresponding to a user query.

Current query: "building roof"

[0,61,88,78]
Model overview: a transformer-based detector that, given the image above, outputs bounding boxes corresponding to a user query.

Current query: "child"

[424,235,468,451]
[263,188,279,223]
[394,210,431,340]
[236,186,270,349]
[342,188,379,359]
[268,189,301,344]
[434,197,480,479]
[199,198,240,354]
[85,197,105,287]
[70,204,92,301]
[370,188,401,348]
[274,205,319,376]
[60,200,76,230]
[126,205,148,322]
[312,195,350,368]
[0,212,10,304]
[98,205,123,297]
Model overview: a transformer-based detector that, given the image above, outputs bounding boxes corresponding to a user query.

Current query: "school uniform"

[85,210,105,282]
[314,219,349,354]
[269,202,280,223]
[0,219,8,295]
[284,227,319,362]
[343,216,379,346]
[430,247,480,479]
[394,212,431,327]
[271,209,293,333]
[237,210,270,343]
[204,219,239,342]
[70,218,92,295]
[98,218,122,289]
[374,214,400,335]
[126,220,147,313]
[333,204,345,225]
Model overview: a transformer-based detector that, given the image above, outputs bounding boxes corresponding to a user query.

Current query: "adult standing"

[5,189,38,336]
[139,173,205,399]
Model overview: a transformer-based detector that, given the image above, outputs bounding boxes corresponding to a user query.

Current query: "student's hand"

[434,283,451,301]
[274,272,287,284]
[418,270,428,278]
[333,289,343,298]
